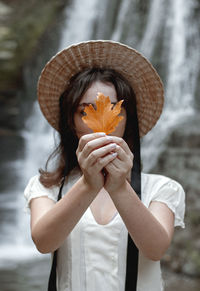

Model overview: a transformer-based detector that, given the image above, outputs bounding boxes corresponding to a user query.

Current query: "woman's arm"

[108,181,174,261]
[30,176,98,254]
[30,133,117,254]
[104,136,174,261]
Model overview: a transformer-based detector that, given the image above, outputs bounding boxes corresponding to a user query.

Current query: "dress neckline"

[87,207,119,226]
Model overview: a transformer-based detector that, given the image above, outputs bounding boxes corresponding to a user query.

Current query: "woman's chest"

[57,207,162,291]
[89,187,118,225]
[57,211,128,290]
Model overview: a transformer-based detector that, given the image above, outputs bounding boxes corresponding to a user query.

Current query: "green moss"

[13,2,60,60]
[188,210,200,226]
[0,0,65,90]
[191,250,200,268]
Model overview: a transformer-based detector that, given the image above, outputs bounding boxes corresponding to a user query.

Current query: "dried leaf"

[82,92,124,134]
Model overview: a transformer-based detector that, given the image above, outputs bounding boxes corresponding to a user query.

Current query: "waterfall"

[59,0,99,48]
[0,0,100,267]
[108,0,198,171]
[0,0,199,268]
[139,0,165,59]
[141,0,198,171]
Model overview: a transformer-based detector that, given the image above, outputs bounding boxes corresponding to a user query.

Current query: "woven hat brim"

[38,40,164,137]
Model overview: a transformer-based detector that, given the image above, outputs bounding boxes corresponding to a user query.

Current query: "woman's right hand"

[76,133,117,192]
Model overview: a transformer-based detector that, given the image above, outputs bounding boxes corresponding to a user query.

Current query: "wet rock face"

[0,0,65,91]
[0,0,66,194]
[0,0,66,131]
[0,0,199,282]
[151,116,200,277]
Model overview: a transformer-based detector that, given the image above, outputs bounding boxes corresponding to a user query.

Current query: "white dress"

[24,169,185,291]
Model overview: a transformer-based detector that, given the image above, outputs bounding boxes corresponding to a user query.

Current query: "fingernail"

[110,143,116,149]
[111,152,117,157]
[97,132,106,136]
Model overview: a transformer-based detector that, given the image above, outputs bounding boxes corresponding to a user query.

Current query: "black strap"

[125,169,141,291]
[125,235,139,290]
[47,177,66,291]
[48,251,57,291]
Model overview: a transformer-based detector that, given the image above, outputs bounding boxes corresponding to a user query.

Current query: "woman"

[24,41,185,291]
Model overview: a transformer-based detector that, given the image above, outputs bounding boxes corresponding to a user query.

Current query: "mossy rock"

[0,0,66,91]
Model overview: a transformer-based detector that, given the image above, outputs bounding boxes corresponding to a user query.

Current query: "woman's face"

[74,81,127,139]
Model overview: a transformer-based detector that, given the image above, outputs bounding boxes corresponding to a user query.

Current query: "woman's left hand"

[104,136,133,194]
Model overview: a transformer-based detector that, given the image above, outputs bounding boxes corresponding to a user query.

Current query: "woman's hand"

[76,133,118,192]
[104,136,133,194]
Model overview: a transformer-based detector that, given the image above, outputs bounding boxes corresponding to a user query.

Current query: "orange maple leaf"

[82,92,124,134]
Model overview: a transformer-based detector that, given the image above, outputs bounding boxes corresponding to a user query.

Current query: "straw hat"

[37,40,164,137]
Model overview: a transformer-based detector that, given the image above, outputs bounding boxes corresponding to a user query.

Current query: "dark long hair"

[39,68,141,192]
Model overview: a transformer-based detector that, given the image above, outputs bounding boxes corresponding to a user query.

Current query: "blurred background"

[0,0,200,290]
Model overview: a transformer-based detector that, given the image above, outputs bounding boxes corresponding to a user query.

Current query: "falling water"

[139,0,165,59]
[140,0,198,171]
[0,0,100,267]
[1,0,198,261]
[0,0,200,289]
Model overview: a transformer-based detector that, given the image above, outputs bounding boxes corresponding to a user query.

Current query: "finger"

[114,143,134,166]
[105,157,130,178]
[94,152,118,172]
[110,136,132,156]
[104,160,117,173]
[115,144,127,161]
[77,132,106,153]
[108,155,121,168]
[107,146,133,170]
[85,143,117,167]
[82,135,114,158]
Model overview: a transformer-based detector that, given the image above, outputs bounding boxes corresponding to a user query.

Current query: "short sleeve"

[142,174,185,228]
[24,175,59,213]
[151,178,185,228]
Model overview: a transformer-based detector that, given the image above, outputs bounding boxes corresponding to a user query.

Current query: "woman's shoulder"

[24,168,81,210]
[25,167,81,193]
[141,172,184,194]
[141,172,185,228]
[24,174,59,193]
[24,174,60,212]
